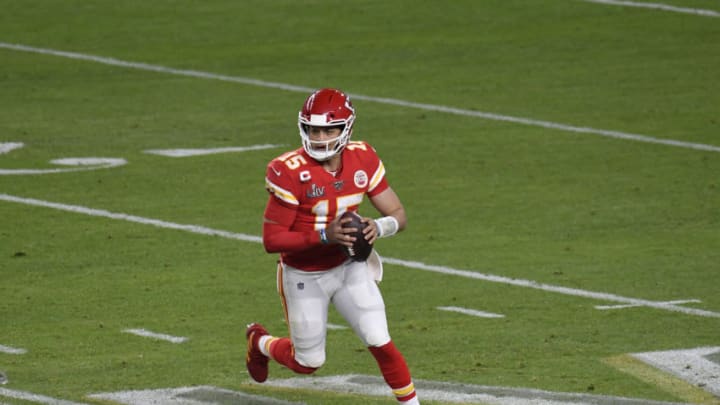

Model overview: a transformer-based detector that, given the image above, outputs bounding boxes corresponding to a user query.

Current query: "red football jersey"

[264,141,389,271]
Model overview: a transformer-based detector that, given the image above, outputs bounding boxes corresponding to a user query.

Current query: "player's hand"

[326,215,356,247]
[361,216,379,245]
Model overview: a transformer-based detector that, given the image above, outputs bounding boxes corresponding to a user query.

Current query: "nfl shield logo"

[297,282,304,290]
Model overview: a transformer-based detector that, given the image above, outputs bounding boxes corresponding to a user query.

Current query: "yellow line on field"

[603,355,720,405]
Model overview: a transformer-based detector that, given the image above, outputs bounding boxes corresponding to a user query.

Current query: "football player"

[246,88,420,404]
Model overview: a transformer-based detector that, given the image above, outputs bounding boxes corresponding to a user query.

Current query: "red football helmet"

[298,88,356,161]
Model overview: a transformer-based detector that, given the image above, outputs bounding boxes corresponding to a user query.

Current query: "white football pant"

[278,259,391,368]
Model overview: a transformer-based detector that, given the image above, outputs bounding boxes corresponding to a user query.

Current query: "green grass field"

[1,1,719,404]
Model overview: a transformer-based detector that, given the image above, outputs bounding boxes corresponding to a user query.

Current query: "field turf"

[1,1,719,404]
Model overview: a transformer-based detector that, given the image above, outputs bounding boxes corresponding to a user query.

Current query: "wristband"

[319,228,329,244]
[374,216,399,238]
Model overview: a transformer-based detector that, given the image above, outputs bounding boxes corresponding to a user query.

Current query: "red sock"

[368,341,417,402]
[267,337,317,374]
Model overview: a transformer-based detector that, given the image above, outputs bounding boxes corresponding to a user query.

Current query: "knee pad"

[364,331,391,348]
[356,318,390,347]
[294,347,326,369]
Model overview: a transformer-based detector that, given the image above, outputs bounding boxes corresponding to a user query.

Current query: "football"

[340,211,373,261]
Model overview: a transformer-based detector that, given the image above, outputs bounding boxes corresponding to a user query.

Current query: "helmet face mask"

[298,88,355,161]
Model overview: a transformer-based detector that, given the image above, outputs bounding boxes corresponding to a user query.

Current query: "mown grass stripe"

[1,42,719,154]
[2,192,719,320]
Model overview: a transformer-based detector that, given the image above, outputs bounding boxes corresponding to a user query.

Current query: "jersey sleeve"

[361,142,389,197]
[265,160,299,207]
[262,159,322,252]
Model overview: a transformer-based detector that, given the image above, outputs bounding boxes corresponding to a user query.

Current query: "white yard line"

[632,347,720,397]
[382,257,720,319]
[265,374,688,405]
[596,299,701,310]
[0,142,24,155]
[122,328,189,344]
[583,0,720,17]
[0,388,89,405]
[0,193,261,244]
[0,344,26,355]
[2,192,718,319]
[437,306,505,318]
[0,157,127,175]
[1,42,719,154]
[87,386,301,405]
[144,144,285,157]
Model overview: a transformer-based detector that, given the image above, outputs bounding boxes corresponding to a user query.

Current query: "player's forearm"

[262,222,321,253]
[385,208,407,232]
[375,206,406,237]
[370,187,407,233]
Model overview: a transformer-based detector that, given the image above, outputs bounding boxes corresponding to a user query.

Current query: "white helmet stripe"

[308,114,329,125]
